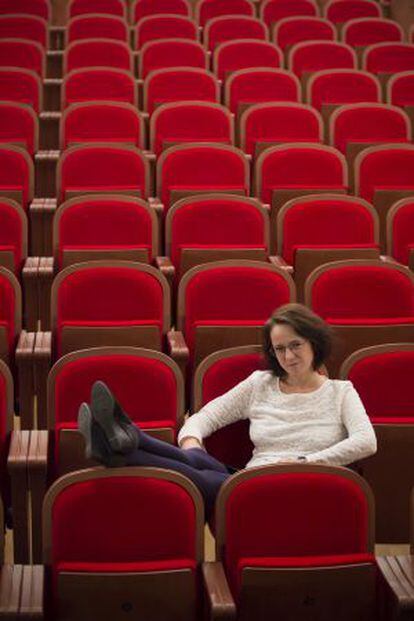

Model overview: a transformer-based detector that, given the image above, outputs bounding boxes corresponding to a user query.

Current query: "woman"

[78,303,377,518]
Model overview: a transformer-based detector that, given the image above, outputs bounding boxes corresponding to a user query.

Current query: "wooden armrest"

[268,255,294,273]
[8,430,30,471]
[377,556,414,612]
[15,331,36,429]
[16,330,36,359]
[33,332,52,429]
[22,258,40,331]
[35,150,60,163]
[27,430,49,472]
[155,256,175,286]
[39,111,61,122]
[34,331,52,359]
[167,330,189,361]
[20,565,44,618]
[143,150,156,162]
[8,430,31,563]
[262,203,271,212]
[380,255,400,265]
[0,565,24,615]
[27,431,49,564]
[202,561,236,620]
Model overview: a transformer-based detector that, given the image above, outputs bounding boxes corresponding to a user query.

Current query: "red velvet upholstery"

[364,43,414,75]
[280,197,377,264]
[205,16,267,51]
[0,101,37,155]
[310,264,414,321]
[131,0,190,23]
[273,17,335,51]
[140,39,207,78]
[0,0,50,19]
[200,351,266,467]
[0,200,25,271]
[63,68,136,108]
[388,71,414,107]
[242,103,322,155]
[308,69,381,110]
[55,265,166,356]
[56,196,154,268]
[58,145,149,202]
[214,40,282,81]
[324,0,381,23]
[331,104,410,153]
[145,67,218,114]
[389,199,414,265]
[257,144,346,203]
[0,271,17,354]
[62,102,143,149]
[260,0,318,26]
[197,0,254,26]
[68,0,126,18]
[151,102,232,155]
[0,67,41,113]
[182,264,292,356]
[343,18,403,48]
[135,15,197,49]
[0,38,44,77]
[158,144,248,211]
[65,39,132,72]
[0,14,47,47]
[222,471,372,596]
[356,146,414,202]
[67,14,128,43]
[346,349,414,421]
[226,68,300,114]
[290,41,356,77]
[0,145,33,208]
[168,196,267,273]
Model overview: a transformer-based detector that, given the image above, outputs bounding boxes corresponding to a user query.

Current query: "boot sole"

[91,381,137,454]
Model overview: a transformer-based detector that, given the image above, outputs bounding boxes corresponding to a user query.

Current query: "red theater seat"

[204,16,268,51]
[67,14,129,43]
[260,0,319,27]
[341,343,414,543]
[0,101,38,156]
[131,0,191,23]
[0,38,45,77]
[139,38,208,78]
[144,67,219,114]
[240,102,323,156]
[62,68,137,108]
[0,14,48,48]
[64,38,133,72]
[342,17,404,48]
[323,0,382,25]
[387,71,414,121]
[363,42,414,80]
[225,67,301,115]
[150,101,234,155]
[134,14,197,49]
[0,198,28,275]
[0,67,42,112]
[68,0,126,18]
[289,40,357,78]
[156,143,250,213]
[273,16,336,51]
[305,259,414,375]
[387,197,414,268]
[196,0,255,26]
[0,144,33,210]
[0,0,50,20]
[214,39,283,81]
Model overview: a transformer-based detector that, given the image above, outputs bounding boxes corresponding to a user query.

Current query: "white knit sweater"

[178,371,377,468]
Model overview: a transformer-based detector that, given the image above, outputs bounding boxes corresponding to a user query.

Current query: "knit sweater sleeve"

[306,383,377,466]
[177,371,259,446]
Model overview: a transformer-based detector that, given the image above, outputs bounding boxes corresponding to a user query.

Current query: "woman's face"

[270,323,315,378]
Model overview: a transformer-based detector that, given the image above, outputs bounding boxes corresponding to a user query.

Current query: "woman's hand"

[180,437,204,450]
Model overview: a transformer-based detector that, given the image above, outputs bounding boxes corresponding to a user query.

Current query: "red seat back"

[0,101,38,155]
[225,68,300,113]
[0,14,47,47]
[273,16,335,51]
[140,39,207,78]
[68,0,126,18]
[0,0,50,20]
[324,0,381,24]
[135,14,197,49]
[64,39,133,72]
[205,16,268,51]
[144,67,219,114]
[214,39,282,80]
[196,0,254,26]
[260,0,318,26]
[355,145,414,202]
[131,0,190,23]
[363,43,414,75]
[308,69,381,110]
[289,41,356,76]
[387,198,414,265]
[62,68,137,108]
[67,14,128,43]
[0,38,44,76]
[343,18,403,48]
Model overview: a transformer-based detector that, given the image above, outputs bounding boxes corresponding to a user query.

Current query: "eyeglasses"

[273,340,307,356]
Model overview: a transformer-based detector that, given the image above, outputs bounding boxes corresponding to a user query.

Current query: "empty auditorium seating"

[386,197,414,268]
[0,14,48,48]
[64,38,133,72]
[214,39,283,81]
[0,144,34,210]
[192,345,265,467]
[0,38,45,76]
[240,102,323,156]
[225,67,301,115]
[0,67,42,112]
[387,71,414,125]
[289,41,357,79]
[276,194,380,297]
[57,144,150,203]
[0,101,38,155]
[156,143,250,213]
[176,260,296,369]
[38,468,205,619]
[204,16,268,51]
[254,143,348,221]
[68,0,127,18]
[0,198,29,275]
[260,0,319,26]
[305,259,414,375]
[196,0,255,26]
[363,42,414,81]
[165,194,270,278]
[66,13,129,43]
[0,0,50,20]
[28,346,185,560]
[354,144,414,247]
[62,68,137,108]
[273,16,336,50]
[139,38,208,78]
[209,464,408,619]
[341,343,414,543]
[134,14,197,49]
[342,17,404,49]
[131,0,191,23]
[150,101,234,155]
[144,67,219,114]
[324,0,382,24]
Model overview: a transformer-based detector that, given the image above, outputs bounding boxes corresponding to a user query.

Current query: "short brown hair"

[263,303,332,377]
